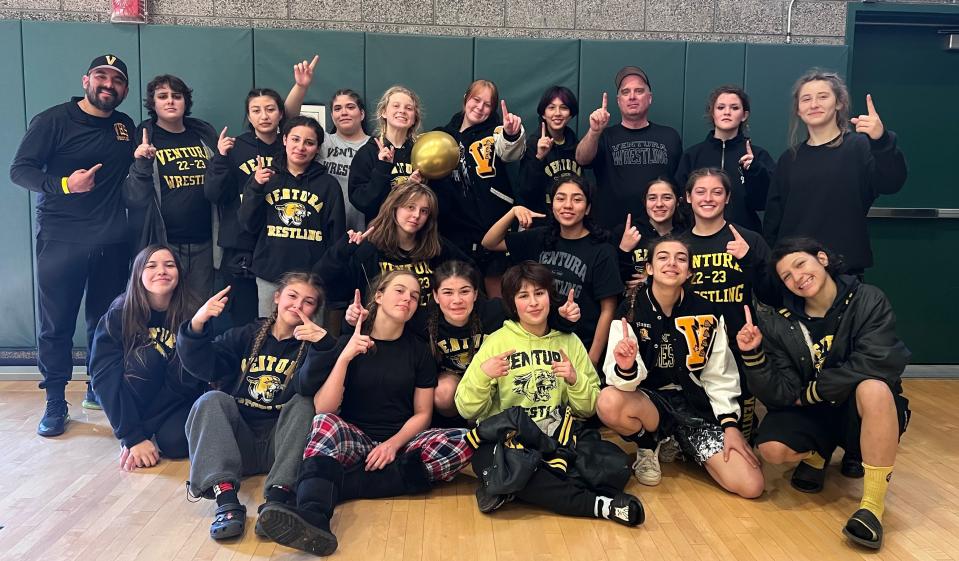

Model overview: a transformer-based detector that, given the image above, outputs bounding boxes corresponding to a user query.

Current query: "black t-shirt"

[153,126,212,243]
[591,123,682,230]
[684,223,770,337]
[433,298,506,375]
[338,331,438,442]
[506,227,623,348]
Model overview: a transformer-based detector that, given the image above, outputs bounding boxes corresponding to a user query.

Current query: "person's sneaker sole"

[258,504,337,556]
[81,399,102,410]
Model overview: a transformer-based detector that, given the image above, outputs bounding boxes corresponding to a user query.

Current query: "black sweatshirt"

[348,138,414,223]
[10,98,135,244]
[764,131,907,271]
[204,131,282,252]
[588,122,683,231]
[177,319,337,421]
[89,296,206,448]
[432,298,507,374]
[434,112,525,252]
[239,160,346,283]
[684,223,779,337]
[675,132,775,234]
[517,125,582,214]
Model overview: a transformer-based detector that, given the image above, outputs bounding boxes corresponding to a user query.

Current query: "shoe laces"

[44,399,68,417]
[632,448,659,474]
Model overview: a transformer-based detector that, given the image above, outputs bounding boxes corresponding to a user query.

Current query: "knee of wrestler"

[189,390,234,416]
[737,473,766,499]
[855,379,893,411]
[156,432,189,459]
[433,378,457,411]
[757,441,793,464]
[596,387,625,426]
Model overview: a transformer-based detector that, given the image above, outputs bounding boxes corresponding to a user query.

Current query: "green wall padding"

[0,21,35,348]
[253,29,365,132]
[364,34,474,132]
[743,44,848,159]
[578,40,687,136]
[139,25,253,134]
[474,38,580,135]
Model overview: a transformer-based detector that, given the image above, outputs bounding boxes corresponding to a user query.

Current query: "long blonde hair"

[374,85,422,144]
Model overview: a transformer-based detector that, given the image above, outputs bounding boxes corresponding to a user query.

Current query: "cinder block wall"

[0,0,954,45]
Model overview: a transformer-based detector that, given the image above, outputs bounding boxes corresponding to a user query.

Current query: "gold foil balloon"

[411,131,459,180]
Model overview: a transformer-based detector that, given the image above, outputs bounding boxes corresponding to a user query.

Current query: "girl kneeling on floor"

[179,272,334,541]
[257,270,473,556]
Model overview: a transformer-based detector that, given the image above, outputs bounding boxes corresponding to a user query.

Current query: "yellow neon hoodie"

[455,320,599,427]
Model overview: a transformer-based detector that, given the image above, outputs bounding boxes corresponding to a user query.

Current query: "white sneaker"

[658,437,684,463]
[632,448,662,486]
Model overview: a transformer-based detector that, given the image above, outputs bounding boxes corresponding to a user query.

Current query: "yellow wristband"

[61,177,70,194]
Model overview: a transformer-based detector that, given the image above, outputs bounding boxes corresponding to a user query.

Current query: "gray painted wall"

[0,0,955,45]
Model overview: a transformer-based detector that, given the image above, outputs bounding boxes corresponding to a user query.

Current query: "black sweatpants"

[36,239,128,396]
[220,248,259,326]
[471,443,598,518]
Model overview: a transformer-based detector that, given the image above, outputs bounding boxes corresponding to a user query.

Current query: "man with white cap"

[10,54,136,436]
[576,65,683,230]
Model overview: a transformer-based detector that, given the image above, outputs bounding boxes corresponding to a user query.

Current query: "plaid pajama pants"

[303,413,472,482]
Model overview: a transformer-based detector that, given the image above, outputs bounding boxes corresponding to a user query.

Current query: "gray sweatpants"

[185,390,316,497]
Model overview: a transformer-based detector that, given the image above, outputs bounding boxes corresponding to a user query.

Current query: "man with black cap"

[10,54,136,437]
[575,66,683,230]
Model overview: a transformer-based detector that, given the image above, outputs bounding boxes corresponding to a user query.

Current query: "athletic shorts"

[645,389,725,465]
[755,390,910,458]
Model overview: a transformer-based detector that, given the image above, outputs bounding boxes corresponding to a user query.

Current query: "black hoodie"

[675,132,775,233]
[89,295,206,448]
[238,160,345,283]
[204,131,283,252]
[434,112,526,252]
[348,137,414,223]
[517,125,582,214]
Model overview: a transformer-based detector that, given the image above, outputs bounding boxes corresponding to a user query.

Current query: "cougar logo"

[512,369,557,403]
[674,315,718,370]
[246,374,283,403]
[275,202,311,226]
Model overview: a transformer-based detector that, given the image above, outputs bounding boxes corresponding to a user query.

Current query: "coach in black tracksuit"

[9,55,136,437]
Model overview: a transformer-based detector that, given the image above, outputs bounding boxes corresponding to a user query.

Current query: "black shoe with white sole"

[843,508,883,549]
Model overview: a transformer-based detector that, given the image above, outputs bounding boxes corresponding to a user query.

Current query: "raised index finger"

[498,349,516,359]
[566,289,575,304]
[354,310,364,334]
[142,128,149,145]
[866,93,877,116]
[500,99,509,119]
[354,288,362,307]
[309,54,319,70]
[621,317,629,338]
[214,285,232,300]
[88,163,103,174]
[256,155,265,169]
[745,139,753,155]
[219,126,228,140]
[541,122,547,138]
[743,305,753,327]
[601,92,608,110]
[728,224,744,241]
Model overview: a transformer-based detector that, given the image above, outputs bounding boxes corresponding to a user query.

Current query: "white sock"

[594,496,612,518]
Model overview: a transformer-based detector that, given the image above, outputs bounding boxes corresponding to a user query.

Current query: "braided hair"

[241,272,324,386]
[427,260,485,362]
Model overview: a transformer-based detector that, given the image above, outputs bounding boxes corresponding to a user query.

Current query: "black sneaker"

[82,385,102,410]
[606,493,645,527]
[841,451,865,478]
[475,486,513,513]
[37,399,69,437]
[843,508,883,549]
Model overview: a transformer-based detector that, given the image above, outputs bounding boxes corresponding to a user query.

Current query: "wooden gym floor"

[1,379,957,561]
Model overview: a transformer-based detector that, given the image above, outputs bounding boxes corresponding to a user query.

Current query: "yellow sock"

[860,463,893,520]
[801,451,826,470]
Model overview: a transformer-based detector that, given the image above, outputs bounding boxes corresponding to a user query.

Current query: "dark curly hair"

[144,75,193,120]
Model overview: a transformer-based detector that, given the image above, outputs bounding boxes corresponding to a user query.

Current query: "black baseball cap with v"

[88,55,128,81]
